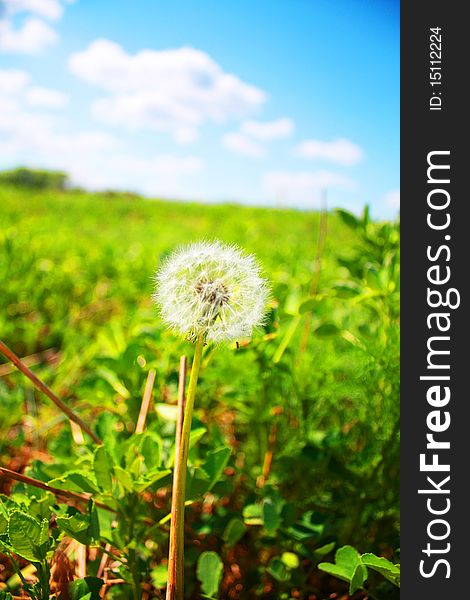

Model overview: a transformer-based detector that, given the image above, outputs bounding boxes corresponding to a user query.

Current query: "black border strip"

[401,3,468,597]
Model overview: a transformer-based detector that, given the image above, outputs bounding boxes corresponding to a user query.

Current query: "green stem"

[166,335,205,600]
[129,548,140,600]
[8,554,32,596]
[7,554,49,600]
[38,562,50,600]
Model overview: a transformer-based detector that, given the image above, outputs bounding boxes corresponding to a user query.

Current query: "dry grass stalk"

[0,467,113,513]
[0,348,59,377]
[97,543,112,580]
[75,544,87,579]
[50,545,75,600]
[135,369,156,434]
[257,423,278,488]
[70,421,85,445]
[0,339,101,444]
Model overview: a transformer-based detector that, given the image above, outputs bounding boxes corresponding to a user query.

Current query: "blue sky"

[0,0,399,218]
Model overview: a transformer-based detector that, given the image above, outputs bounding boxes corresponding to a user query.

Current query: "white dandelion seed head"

[153,240,270,342]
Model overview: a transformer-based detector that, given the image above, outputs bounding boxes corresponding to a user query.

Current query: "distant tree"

[0,167,69,190]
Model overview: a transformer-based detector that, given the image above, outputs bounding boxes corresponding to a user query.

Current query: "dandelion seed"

[153,240,269,342]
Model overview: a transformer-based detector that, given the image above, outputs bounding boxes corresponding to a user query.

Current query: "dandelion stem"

[166,337,204,600]
[175,356,187,462]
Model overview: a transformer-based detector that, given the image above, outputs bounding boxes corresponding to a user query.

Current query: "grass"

[0,183,399,599]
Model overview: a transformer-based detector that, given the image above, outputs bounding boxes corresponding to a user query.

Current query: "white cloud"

[0,111,118,158]
[0,111,202,197]
[263,170,356,207]
[222,132,265,157]
[173,127,199,145]
[2,0,64,20]
[59,151,204,197]
[105,154,203,178]
[241,117,294,141]
[0,68,118,164]
[68,39,267,139]
[0,67,203,198]
[0,0,71,54]
[26,86,69,108]
[0,68,68,109]
[294,137,363,166]
[0,17,57,53]
[222,117,294,157]
[384,189,400,208]
[0,68,30,93]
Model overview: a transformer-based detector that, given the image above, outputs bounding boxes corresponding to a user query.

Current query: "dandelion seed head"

[153,240,269,342]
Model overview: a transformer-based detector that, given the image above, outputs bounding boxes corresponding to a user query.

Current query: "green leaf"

[362,204,370,227]
[0,498,10,519]
[196,551,223,598]
[95,508,115,546]
[273,315,301,363]
[39,518,49,545]
[49,471,99,495]
[56,513,90,545]
[70,576,104,600]
[314,323,340,337]
[267,557,290,582]
[201,447,231,490]
[263,500,281,535]
[361,553,400,587]
[113,466,134,492]
[134,468,171,492]
[127,455,143,479]
[95,413,119,446]
[336,208,361,230]
[318,545,367,594]
[333,283,361,298]
[284,289,302,316]
[243,503,263,526]
[313,541,336,559]
[96,367,130,398]
[56,505,99,546]
[151,564,167,588]
[88,503,100,544]
[94,446,113,493]
[8,511,48,562]
[189,427,207,449]
[350,563,368,595]
[281,552,300,569]
[28,492,56,521]
[286,511,324,541]
[0,592,13,600]
[140,433,162,469]
[0,512,8,535]
[298,297,317,314]
[222,518,246,547]
[186,467,211,499]
[281,502,296,527]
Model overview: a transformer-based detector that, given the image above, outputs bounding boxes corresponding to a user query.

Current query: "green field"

[0,183,400,599]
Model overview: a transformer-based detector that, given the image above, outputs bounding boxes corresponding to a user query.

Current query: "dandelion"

[153,240,269,343]
[153,240,269,600]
